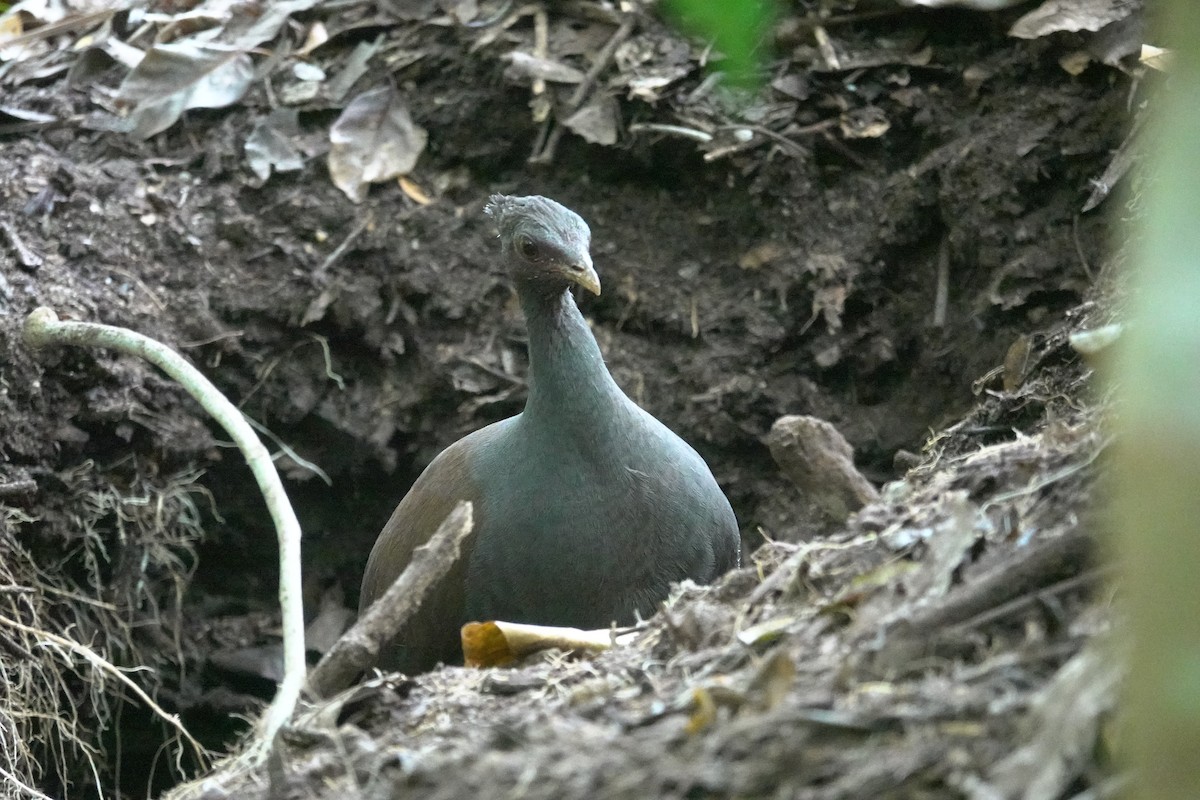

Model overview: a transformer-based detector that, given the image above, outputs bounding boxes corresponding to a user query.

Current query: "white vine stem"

[23,307,306,749]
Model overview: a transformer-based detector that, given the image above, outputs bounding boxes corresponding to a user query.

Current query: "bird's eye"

[518,237,538,260]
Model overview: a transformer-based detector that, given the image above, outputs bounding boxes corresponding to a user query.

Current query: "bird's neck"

[519,285,625,425]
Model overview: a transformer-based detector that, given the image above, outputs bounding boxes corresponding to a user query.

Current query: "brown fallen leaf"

[329,85,427,203]
[738,242,785,271]
[399,176,433,205]
[685,686,718,734]
[0,11,22,39]
[746,649,796,712]
[1003,333,1032,392]
[461,621,516,668]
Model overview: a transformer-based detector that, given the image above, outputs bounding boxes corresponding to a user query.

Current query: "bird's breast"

[462,419,727,628]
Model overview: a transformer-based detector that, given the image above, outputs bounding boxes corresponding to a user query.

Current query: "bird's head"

[484,194,601,296]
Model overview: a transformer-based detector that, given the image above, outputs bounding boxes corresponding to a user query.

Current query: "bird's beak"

[567,256,601,296]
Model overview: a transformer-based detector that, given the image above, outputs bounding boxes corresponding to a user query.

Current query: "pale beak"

[567,255,601,296]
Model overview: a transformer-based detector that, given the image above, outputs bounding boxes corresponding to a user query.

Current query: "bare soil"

[0,1,1133,798]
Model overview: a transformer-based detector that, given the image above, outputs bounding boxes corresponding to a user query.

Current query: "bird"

[359,194,740,674]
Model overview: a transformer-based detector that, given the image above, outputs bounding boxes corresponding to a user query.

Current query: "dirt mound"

[0,0,1133,796]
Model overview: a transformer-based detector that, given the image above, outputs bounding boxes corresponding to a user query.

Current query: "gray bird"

[359,194,740,673]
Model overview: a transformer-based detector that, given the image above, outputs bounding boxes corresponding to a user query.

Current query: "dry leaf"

[738,242,785,270]
[98,37,143,69]
[326,36,383,102]
[399,176,433,205]
[1086,15,1144,66]
[504,51,585,84]
[293,61,325,82]
[736,616,795,647]
[297,21,329,56]
[828,560,918,610]
[1069,323,1123,356]
[461,621,518,668]
[245,109,304,182]
[0,105,56,135]
[328,85,427,203]
[303,588,354,655]
[562,94,620,146]
[117,42,254,138]
[1010,0,1140,39]
[1003,333,1032,392]
[746,650,796,712]
[300,287,339,326]
[766,414,879,523]
[900,492,987,602]
[1059,50,1092,76]
[461,620,632,668]
[685,687,717,734]
[1140,44,1170,72]
[840,106,890,139]
[220,0,324,51]
[0,10,22,39]
[443,0,480,24]
[984,644,1122,798]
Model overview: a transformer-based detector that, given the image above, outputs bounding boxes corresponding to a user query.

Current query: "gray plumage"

[360,195,740,673]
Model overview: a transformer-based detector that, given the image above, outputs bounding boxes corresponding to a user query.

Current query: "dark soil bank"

[0,1,1134,797]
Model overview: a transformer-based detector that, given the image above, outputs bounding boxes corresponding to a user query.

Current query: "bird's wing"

[359,430,490,672]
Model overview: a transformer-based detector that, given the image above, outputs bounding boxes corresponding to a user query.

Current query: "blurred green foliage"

[662,0,775,90]
[1114,1,1200,797]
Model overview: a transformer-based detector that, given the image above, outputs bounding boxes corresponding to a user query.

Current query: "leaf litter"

[0,0,1145,796]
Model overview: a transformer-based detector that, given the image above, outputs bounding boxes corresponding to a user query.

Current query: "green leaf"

[662,0,775,90]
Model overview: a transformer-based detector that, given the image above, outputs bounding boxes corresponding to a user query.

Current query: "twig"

[820,130,871,170]
[813,25,840,70]
[0,763,55,800]
[872,525,1096,664]
[0,9,114,48]
[933,238,950,328]
[717,124,809,158]
[565,16,636,114]
[1072,214,1094,280]
[316,210,373,277]
[530,15,636,164]
[178,330,244,349]
[532,7,549,105]
[307,502,474,699]
[982,440,1109,509]
[465,0,514,27]
[455,354,526,386]
[525,6,554,154]
[0,612,208,768]
[0,220,43,271]
[946,567,1112,635]
[307,334,345,390]
[0,479,37,499]
[109,266,167,312]
[244,415,333,486]
[628,123,714,143]
[22,307,306,751]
